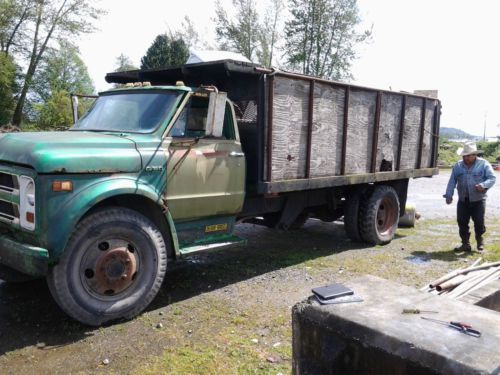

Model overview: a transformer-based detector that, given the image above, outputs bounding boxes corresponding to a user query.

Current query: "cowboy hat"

[456,142,482,156]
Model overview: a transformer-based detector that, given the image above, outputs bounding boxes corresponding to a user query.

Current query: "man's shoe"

[454,243,472,253]
[477,242,485,252]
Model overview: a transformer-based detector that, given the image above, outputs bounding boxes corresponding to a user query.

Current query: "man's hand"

[445,197,453,205]
[475,184,486,193]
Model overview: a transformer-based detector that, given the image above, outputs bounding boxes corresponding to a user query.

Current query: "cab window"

[168,95,236,140]
[169,96,208,138]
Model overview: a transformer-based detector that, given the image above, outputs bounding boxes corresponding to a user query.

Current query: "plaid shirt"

[445,157,496,202]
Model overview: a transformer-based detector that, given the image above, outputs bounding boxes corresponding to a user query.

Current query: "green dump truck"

[0,60,441,325]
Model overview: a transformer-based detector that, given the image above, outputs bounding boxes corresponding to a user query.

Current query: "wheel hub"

[85,245,138,296]
[377,198,396,235]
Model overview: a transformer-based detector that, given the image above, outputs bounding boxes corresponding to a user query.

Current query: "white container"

[399,204,417,227]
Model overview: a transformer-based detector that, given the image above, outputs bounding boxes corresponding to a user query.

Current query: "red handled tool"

[421,317,481,337]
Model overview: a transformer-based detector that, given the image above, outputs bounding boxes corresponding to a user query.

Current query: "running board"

[179,235,246,256]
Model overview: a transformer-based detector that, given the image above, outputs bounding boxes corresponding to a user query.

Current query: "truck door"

[164,91,246,221]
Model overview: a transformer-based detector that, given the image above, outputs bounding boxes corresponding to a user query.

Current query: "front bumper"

[0,233,49,277]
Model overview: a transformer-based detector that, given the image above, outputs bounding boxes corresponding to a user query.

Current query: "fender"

[45,176,180,261]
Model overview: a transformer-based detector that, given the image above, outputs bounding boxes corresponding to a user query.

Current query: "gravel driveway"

[407,169,500,219]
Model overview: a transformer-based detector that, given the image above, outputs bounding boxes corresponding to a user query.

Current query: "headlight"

[26,181,35,206]
[19,176,35,230]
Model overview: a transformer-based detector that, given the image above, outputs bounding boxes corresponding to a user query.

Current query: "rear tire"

[47,207,167,326]
[359,185,400,245]
[344,188,365,242]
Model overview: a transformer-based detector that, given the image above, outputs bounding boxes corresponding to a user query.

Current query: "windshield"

[72,91,181,133]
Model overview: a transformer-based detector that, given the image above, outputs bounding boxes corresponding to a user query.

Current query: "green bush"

[439,139,500,166]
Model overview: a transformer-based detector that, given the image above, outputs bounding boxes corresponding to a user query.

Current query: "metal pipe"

[435,273,475,292]
[436,270,486,298]
[444,266,495,297]
[428,260,500,288]
[450,268,500,299]
[456,268,500,298]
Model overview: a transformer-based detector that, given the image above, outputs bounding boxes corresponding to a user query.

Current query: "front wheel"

[47,207,167,326]
[359,185,400,245]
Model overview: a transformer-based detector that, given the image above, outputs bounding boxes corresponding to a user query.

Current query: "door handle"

[229,151,245,157]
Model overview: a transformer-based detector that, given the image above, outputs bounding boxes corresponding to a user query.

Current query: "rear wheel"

[47,207,167,326]
[359,185,400,245]
[343,188,367,242]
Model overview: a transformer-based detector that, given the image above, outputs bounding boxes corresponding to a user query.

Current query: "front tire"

[359,185,400,245]
[47,207,167,326]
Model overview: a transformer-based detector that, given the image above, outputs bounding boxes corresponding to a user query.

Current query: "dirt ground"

[0,170,499,374]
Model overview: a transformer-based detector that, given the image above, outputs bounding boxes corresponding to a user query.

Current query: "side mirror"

[205,92,227,137]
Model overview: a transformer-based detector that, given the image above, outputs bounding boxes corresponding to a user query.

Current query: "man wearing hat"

[444,142,496,252]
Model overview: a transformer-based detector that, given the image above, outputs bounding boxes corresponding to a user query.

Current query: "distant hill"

[440,127,480,140]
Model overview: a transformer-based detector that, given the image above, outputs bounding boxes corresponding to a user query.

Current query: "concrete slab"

[293,275,500,374]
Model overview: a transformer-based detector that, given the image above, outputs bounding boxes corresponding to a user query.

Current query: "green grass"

[132,217,500,374]
[136,296,290,375]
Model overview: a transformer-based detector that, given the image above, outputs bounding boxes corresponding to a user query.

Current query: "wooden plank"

[258,168,438,194]
[399,96,422,170]
[266,76,274,181]
[341,87,350,175]
[371,92,382,173]
[431,102,441,168]
[345,89,377,174]
[305,80,315,178]
[420,100,436,168]
[416,98,426,168]
[271,76,309,181]
[310,82,345,177]
[377,93,403,172]
[396,95,407,171]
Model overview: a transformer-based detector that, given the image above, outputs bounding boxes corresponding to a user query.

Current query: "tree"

[0,0,32,56]
[114,53,138,72]
[30,40,94,129]
[257,0,284,67]
[8,0,103,126]
[140,33,189,70]
[214,0,261,62]
[176,16,205,50]
[32,40,94,102]
[34,89,73,129]
[284,0,371,80]
[0,52,17,125]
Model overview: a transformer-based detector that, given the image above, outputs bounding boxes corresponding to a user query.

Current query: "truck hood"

[0,131,141,173]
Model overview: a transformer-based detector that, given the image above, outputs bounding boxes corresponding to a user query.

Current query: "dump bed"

[106,60,440,195]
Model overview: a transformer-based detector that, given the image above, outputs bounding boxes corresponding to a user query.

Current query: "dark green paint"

[0,132,141,173]
[0,234,48,276]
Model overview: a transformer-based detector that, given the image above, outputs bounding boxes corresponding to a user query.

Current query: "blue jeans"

[457,199,486,242]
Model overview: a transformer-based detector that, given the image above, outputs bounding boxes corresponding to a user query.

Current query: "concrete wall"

[293,275,500,374]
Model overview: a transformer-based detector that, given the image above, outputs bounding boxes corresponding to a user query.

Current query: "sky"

[79,0,500,137]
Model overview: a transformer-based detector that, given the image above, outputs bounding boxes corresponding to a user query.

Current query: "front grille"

[0,199,18,222]
[0,172,17,193]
